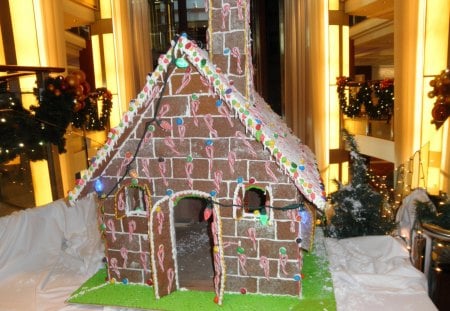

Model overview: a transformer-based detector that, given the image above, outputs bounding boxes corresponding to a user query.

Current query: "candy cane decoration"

[210,221,218,245]
[146,85,160,108]
[117,192,125,211]
[140,252,148,273]
[107,219,116,242]
[144,194,151,216]
[175,67,192,94]
[141,158,151,180]
[204,0,208,12]
[218,104,233,127]
[259,256,270,280]
[247,227,257,250]
[228,151,236,174]
[157,244,165,272]
[235,131,257,156]
[167,268,174,294]
[156,209,165,235]
[158,103,172,131]
[178,124,186,141]
[144,130,153,143]
[159,120,172,131]
[231,47,243,74]
[213,252,221,297]
[164,136,181,155]
[205,145,214,172]
[118,151,133,176]
[185,162,194,189]
[213,170,223,193]
[200,75,214,97]
[221,3,230,29]
[265,161,279,183]
[237,0,244,20]
[237,253,248,275]
[204,114,218,137]
[222,240,240,249]
[191,99,200,126]
[158,160,169,186]
[158,103,170,118]
[279,253,288,275]
[110,258,120,279]
[288,209,297,233]
[128,220,136,242]
[120,247,128,268]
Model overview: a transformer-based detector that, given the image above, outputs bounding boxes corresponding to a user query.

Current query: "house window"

[125,186,147,213]
[115,182,151,218]
[244,187,267,215]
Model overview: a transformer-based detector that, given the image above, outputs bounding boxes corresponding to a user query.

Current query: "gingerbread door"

[149,191,225,304]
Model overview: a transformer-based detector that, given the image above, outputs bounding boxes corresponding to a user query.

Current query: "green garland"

[0,70,112,164]
[336,77,394,120]
[72,87,112,131]
[0,81,47,163]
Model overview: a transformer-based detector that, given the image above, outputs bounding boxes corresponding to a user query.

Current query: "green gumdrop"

[255,130,262,142]
[175,58,189,68]
[237,246,245,254]
[279,247,287,255]
[260,214,268,225]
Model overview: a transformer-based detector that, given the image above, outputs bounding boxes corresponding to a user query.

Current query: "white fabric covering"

[395,188,436,247]
[325,235,437,311]
[0,193,105,311]
[0,194,437,310]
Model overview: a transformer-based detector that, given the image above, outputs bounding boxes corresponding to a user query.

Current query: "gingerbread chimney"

[207,0,254,100]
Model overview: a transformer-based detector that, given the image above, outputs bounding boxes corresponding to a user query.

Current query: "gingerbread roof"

[68,35,327,210]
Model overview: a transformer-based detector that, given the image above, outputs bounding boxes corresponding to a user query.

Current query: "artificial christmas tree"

[325,129,397,239]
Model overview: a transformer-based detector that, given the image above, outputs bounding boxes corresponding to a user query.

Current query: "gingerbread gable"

[69,34,326,209]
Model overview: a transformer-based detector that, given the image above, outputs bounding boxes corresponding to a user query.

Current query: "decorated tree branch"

[336,77,394,121]
[0,70,112,164]
[428,68,450,129]
[324,129,397,238]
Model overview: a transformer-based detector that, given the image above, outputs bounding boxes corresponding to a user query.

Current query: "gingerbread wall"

[90,61,312,299]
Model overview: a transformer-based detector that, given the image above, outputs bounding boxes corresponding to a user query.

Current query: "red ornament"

[240,288,247,294]
[213,296,219,304]
[432,103,449,122]
[204,208,212,221]
[146,279,153,286]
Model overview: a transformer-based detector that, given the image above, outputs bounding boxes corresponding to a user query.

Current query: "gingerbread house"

[68,0,326,305]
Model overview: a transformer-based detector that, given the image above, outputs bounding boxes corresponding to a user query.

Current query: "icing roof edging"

[68,36,326,210]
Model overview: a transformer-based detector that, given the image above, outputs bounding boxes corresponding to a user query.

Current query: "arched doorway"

[174,196,215,291]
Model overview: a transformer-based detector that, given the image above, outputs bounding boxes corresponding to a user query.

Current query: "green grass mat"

[68,233,335,310]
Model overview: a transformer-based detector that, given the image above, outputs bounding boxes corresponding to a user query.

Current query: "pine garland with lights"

[0,70,112,164]
[0,81,47,163]
[31,75,76,153]
[337,77,362,118]
[337,77,394,120]
[72,87,112,131]
[370,79,394,120]
[324,129,397,239]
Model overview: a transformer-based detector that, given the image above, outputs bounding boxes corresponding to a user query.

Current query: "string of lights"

[102,60,178,198]
[202,196,306,212]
